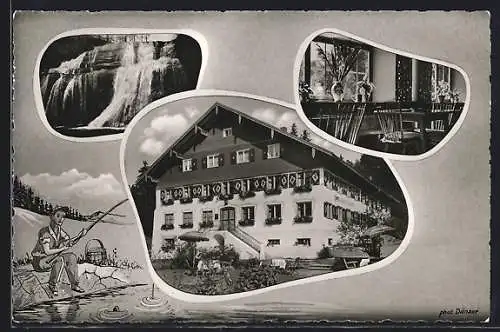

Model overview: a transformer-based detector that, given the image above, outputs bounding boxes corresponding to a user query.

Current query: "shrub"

[235,265,280,292]
[317,246,331,259]
[198,245,240,266]
[170,243,196,269]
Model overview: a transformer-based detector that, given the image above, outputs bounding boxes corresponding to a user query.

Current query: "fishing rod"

[45,198,129,265]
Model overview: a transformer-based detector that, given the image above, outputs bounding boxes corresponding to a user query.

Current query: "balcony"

[265,217,282,225]
[239,191,256,199]
[199,195,213,203]
[238,219,255,227]
[161,198,174,206]
[293,184,312,193]
[179,223,194,229]
[160,224,174,231]
[199,220,214,228]
[264,187,282,196]
[293,215,313,223]
[180,197,193,204]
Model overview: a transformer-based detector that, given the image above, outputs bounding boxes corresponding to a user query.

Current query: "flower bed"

[264,187,282,196]
[293,215,313,223]
[179,223,194,229]
[293,184,312,193]
[265,217,282,225]
[161,224,174,231]
[238,219,255,227]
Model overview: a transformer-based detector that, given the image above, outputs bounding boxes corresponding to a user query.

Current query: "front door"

[220,207,236,231]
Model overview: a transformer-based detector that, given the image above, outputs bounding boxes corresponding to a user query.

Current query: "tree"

[301,129,312,142]
[290,123,298,136]
[130,161,156,247]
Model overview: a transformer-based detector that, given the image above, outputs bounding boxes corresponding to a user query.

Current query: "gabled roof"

[135,102,403,206]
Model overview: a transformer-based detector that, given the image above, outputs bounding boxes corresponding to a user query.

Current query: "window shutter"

[202,156,207,169]
[192,158,198,170]
[280,145,285,158]
[230,151,236,165]
[249,148,255,162]
[262,146,268,160]
[178,162,183,172]
[218,153,225,166]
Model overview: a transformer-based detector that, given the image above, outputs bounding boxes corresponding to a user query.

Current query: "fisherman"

[31,206,87,296]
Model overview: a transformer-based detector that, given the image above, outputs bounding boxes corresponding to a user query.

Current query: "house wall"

[151,183,372,259]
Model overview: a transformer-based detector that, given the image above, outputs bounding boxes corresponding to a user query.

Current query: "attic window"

[222,127,233,138]
[182,159,192,172]
[207,154,220,168]
[267,143,280,159]
[236,149,250,164]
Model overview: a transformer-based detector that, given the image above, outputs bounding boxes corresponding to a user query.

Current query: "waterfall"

[41,38,190,129]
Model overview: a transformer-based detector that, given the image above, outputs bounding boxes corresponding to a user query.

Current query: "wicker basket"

[85,239,107,265]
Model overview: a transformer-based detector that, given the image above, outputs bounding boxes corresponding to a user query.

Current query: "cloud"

[20,169,125,214]
[139,106,202,157]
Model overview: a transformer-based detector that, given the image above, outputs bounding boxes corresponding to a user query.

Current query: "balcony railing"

[293,215,313,223]
[161,224,174,231]
[265,217,282,225]
[179,223,194,229]
[238,219,255,226]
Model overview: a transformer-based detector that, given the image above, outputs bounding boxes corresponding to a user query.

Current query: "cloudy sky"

[124,95,362,184]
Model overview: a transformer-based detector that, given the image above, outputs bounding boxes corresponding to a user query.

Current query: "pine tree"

[290,123,298,136]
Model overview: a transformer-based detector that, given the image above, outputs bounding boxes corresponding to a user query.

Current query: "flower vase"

[331,83,344,102]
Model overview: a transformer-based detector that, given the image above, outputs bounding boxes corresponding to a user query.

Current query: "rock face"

[40,35,200,129]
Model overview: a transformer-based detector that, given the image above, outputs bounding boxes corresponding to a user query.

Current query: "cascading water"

[40,36,191,130]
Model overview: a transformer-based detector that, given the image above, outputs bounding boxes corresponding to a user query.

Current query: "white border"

[119,89,415,303]
[33,28,209,143]
[293,28,472,162]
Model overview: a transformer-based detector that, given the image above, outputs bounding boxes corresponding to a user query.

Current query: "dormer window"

[236,149,250,164]
[182,159,192,172]
[207,154,220,168]
[267,143,280,159]
[222,127,233,138]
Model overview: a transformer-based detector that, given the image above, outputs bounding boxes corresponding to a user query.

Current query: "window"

[182,212,193,225]
[302,33,371,102]
[182,159,192,172]
[207,154,219,168]
[296,238,311,246]
[222,127,232,137]
[236,149,250,164]
[267,239,280,246]
[267,143,280,159]
[164,213,174,225]
[242,206,255,221]
[267,204,282,219]
[297,201,312,217]
[202,211,213,223]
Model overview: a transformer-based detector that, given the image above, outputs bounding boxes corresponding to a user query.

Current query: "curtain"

[395,55,412,103]
[417,60,433,103]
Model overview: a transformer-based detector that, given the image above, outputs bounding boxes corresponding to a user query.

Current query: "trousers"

[48,253,79,288]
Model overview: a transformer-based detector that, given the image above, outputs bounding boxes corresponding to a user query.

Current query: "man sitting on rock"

[31,207,87,296]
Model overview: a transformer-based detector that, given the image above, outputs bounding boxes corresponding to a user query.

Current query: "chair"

[426,102,463,148]
[312,103,367,144]
[375,107,424,154]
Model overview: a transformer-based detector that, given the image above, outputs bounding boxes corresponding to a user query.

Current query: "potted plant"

[299,81,314,103]
[356,74,375,102]
[433,80,451,103]
[161,224,174,231]
[293,215,313,223]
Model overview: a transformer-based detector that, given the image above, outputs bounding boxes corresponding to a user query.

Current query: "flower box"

[179,223,194,229]
[238,219,255,226]
[293,184,312,193]
[180,197,193,204]
[218,193,234,201]
[199,220,214,228]
[161,224,174,231]
[293,215,313,223]
[265,217,282,225]
[239,191,256,199]
[199,195,213,203]
[161,198,174,206]
[264,187,282,196]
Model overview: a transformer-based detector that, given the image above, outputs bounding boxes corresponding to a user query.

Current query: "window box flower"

[293,215,313,223]
[265,217,282,225]
[199,220,214,228]
[239,191,256,199]
[238,219,255,226]
[218,193,234,201]
[199,195,213,203]
[161,198,174,206]
[179,223,194,229]
[161,224,174,231]
[264,187,282,196]
[180,197,193,204]
[293,184,312,193]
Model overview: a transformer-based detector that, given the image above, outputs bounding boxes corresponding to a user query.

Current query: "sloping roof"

[135,102,402,205]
